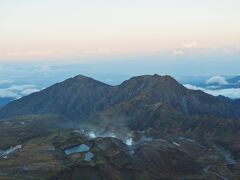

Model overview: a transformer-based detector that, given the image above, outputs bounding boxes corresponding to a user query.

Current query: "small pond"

[64,144,90,155]
[65,144,95,162]
[84,152,94,161]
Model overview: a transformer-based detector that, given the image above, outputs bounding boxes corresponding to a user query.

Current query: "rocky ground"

[0,118,239,180]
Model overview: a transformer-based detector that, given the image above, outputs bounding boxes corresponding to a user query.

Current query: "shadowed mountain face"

[0,74,239,122]
[0,75,113,120]
[0,97,14,108]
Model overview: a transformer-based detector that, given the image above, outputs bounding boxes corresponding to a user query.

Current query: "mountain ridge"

[0,74,239,121]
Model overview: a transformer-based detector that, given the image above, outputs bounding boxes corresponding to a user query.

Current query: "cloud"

[0,89,18,98]
[184,84,205,91]
[0,79,13,85]
[173,50,185,55]
[184,84,240,99]
[206,88,240,99]
[0,85,40,98]
[183,41,198,49]
[173,41,198,56]
[206,76,228,85]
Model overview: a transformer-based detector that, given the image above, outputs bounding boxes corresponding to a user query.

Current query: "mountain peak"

[65,74,110,87]
[73,74,92,80]
[161,75,175,81]
[132,74,176,81]
[70,74,97,83]
[120,74,181,89]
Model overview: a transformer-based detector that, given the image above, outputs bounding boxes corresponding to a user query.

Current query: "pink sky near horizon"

[0,0,240,62]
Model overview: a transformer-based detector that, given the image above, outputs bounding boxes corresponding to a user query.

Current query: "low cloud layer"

[0,85,39,99]
[206,75,228,85]
[184,84,240,99]
[0,79,13,85]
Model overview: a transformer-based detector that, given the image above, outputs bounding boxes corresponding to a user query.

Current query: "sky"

[0,0,240,65]
[0,1,240,99]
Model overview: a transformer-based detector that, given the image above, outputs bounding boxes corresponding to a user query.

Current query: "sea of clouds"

[184,75,240,99]
[0,84,39,99]
[184,84,240,99]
